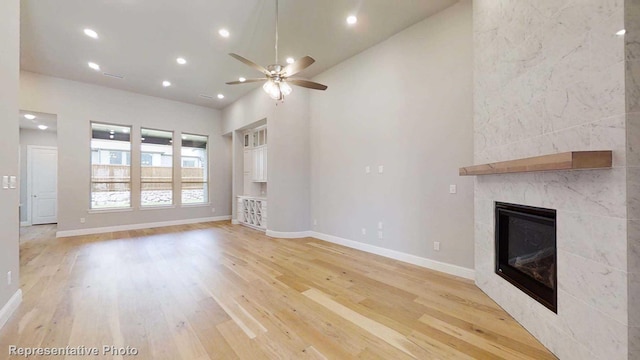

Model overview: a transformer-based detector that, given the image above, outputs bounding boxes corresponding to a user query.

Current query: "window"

[141,153,153,166]
[141,128,173,207]
[181,133,208,204]
[91,123,131,209]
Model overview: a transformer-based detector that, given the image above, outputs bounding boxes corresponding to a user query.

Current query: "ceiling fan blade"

[226,78,268,85]
[287,79,328,91]
[283,56,315,77]
[229,53,270,75]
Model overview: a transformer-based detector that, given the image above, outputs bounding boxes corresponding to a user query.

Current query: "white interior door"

[30,146,58,225]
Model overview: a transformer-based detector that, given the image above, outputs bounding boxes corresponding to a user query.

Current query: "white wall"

[19,128,58,224]
[222,87,311,232]
[0,0,21,321]
[309,1,474,269]
[20,72,232,233]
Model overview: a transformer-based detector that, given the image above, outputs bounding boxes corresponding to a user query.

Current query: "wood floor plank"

[0,223,557,360]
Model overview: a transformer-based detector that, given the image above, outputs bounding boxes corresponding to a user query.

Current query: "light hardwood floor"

[0,222,557,359]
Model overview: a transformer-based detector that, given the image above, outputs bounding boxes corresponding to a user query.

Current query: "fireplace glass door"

[495,202,557,312]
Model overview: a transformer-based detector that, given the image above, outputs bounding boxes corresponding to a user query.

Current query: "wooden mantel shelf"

[459,151,612,176]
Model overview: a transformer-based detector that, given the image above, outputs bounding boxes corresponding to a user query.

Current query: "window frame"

[180,132,209,205]
[89,121,132,210]
[140,127,175,208]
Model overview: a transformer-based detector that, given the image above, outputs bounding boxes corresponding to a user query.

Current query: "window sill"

[139,205,176,211]
[88,207,134,214]
[181,202,211,208]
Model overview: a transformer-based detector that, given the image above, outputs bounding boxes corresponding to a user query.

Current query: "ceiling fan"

[225,0,327,101]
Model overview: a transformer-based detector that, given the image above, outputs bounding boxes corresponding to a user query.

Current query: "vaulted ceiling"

[20,0,458,109]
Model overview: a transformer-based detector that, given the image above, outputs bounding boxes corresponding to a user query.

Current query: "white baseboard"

[231,219,240,225]
[0,289,22,331]
[20,221,30,227]
[56,216,232,238]
[309,231,475,280]
[266,230,314,238]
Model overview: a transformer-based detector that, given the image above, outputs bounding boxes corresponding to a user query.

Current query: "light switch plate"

[449,185,457,194]
[1,176,8,189]
[365,166,371,174]
[378,165,384,173]
[9,176,16,189]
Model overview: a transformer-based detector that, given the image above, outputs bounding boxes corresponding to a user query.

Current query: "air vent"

[103,72,124,79]
[199,94,214,100]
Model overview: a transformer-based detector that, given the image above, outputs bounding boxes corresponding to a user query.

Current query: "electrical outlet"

[7,271,11,285]
[378,222,383,230]
[361,228,367,235]
[313,219,318,226]
[211,207,216,213]
[378,165,384,173]
[449,185,457,194]
[434,241,440,251]
[80,218,86,224]
[378,231,383,239]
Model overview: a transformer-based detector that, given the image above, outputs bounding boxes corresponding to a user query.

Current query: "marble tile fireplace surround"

[473,1,639,359]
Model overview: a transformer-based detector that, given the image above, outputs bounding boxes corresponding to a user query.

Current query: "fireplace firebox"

[495,202,557,313]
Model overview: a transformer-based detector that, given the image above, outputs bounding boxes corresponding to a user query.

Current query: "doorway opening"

[19,110,58,227]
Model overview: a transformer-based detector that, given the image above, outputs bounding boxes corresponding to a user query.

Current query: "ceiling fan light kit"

[226,0,327,102]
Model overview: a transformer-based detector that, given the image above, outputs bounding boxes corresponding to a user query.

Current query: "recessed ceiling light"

[217,94,225,99]
[84,28,99,39]
[286,57,295,64]
[88,62,101,71]
[347,15,358,25]
[616,29,626,36]
[239,77,246,82]
[176,57,187,65]
[38,125,48,130]
[219,28,230,38]
[162,80,171,87]
[24,114,36,120]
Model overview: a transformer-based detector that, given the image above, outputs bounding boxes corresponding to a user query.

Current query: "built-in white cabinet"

[244,127,267,183]
[237,196,267,230]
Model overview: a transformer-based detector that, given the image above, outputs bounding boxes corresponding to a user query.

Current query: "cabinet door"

[259,148,265,181]
[243,150,252,173]
[252,149,259,182]
[263,147,268,181]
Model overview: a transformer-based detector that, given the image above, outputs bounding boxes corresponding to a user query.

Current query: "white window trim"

[87,207,134,214]
[181,202,211,208]
[138,205,176,211]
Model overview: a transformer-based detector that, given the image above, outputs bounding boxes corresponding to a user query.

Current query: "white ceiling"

[20,0,458,110]
[19,110,57,132]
